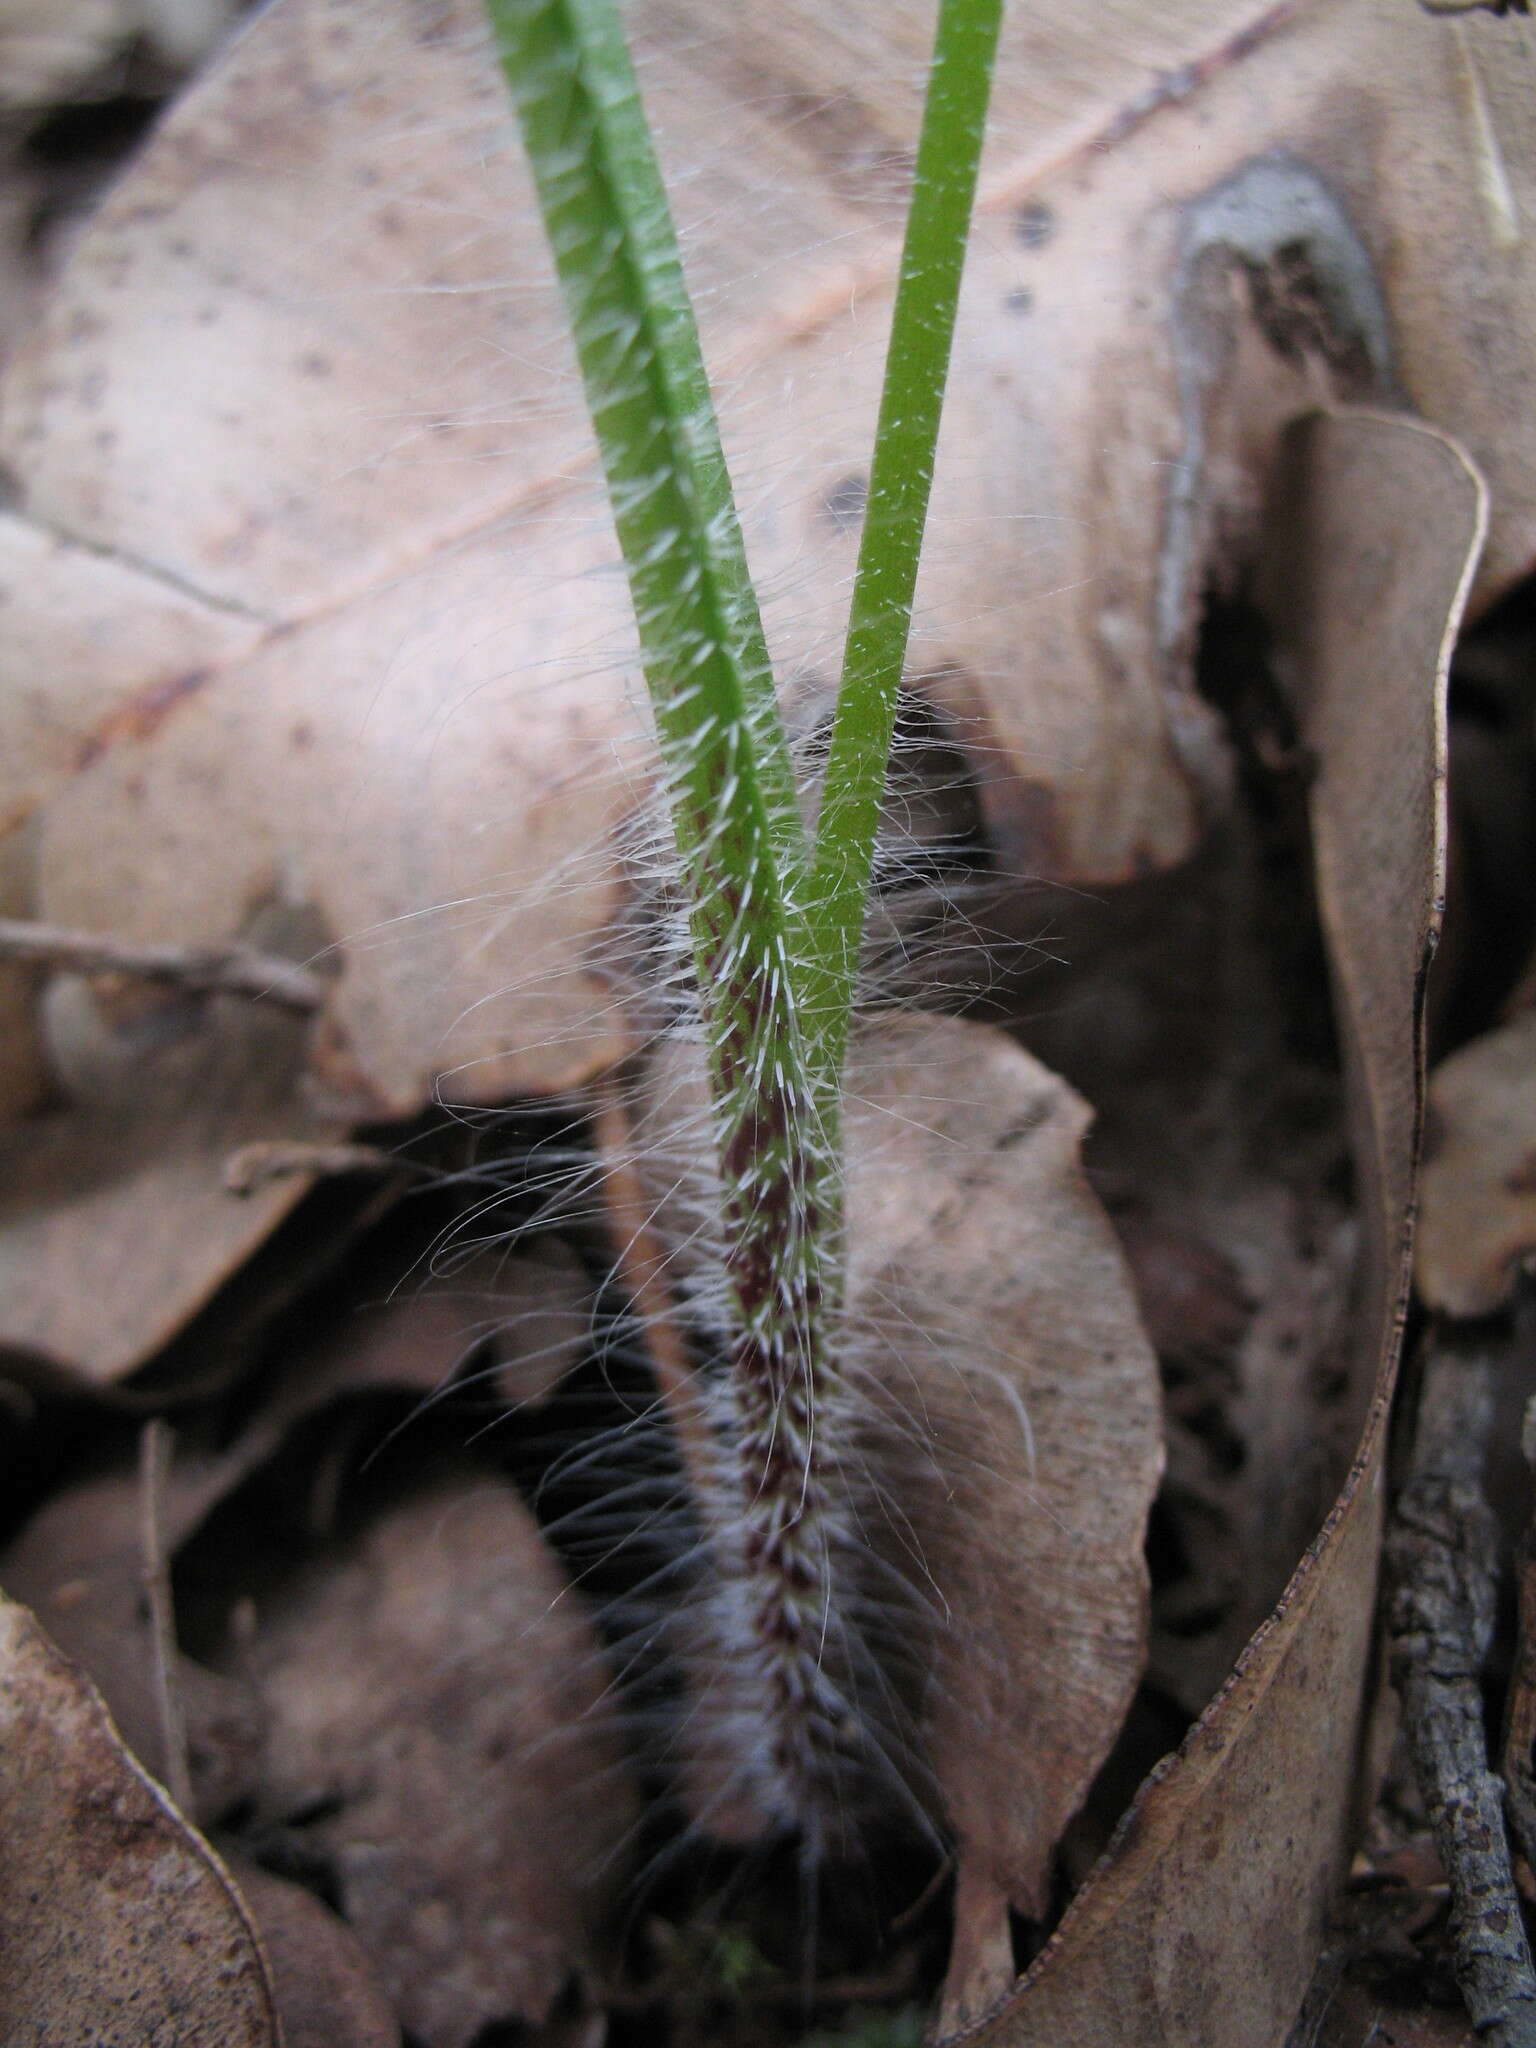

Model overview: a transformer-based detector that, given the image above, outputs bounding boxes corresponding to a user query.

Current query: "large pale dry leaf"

[0,0,1526,1395]
[1416,1004,1536,1317]
[953,413,1483,2045]
[0,0,1530,1109]
[0,1586,280,2044]
[0,0,1527,1390]
[223,1468,638,2048]
[632,1010,1163,2022]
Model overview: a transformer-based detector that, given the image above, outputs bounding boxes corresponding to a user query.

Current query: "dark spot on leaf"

[1013,199,1055,249]
[821,473,867,532]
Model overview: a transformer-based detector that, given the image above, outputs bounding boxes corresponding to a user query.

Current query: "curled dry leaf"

[217,1468,638,2048]
[956,412,1482,2045]
[1416,1005,1536,1317]
[633,1011,1163,2024]
[0,1587,280,2045]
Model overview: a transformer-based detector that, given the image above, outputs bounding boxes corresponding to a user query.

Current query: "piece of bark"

[1502,1388,1536,1889]
[1385,1327,1536,2048]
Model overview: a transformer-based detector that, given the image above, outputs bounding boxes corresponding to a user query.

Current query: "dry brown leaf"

[0,1586,280,2044]
[222,1467,638,2048]
[0,0,1527,1392]
[2,1447,271,1822]
[0,0,1530,1117]
[0,932,349,1384]
[225,1855,401,2048]
[1416,1005,1536,1317]
[0,1,1521,2037]
[0,1244,584,1814]
[0,0,125,110]
[633,1011,1163,2025]
[842,1018,1163,2028]
[952,412,1483,2045]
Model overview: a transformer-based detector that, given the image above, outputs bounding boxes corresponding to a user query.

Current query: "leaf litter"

[0,1,1532,2044]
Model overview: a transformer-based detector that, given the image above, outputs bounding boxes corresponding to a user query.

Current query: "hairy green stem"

[487,0,1003,1825]
[797,0,1005,1117]
[486,0,827,1368]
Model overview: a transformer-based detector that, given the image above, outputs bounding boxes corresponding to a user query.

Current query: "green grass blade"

[798,0,1005,1095]
[485,0,806,893]
[487,0,830,1422]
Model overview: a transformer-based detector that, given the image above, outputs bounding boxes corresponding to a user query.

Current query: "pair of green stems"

[486,0,1004,1814]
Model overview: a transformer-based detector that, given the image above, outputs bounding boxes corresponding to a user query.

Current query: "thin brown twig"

[222,1140,423,1195]
[1386,1323,1536,2048]
[138,1418,194,1817]
[0,916,327,1012]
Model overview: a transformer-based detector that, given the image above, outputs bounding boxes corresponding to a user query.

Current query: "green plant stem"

[797,0,1005,1114]
[486,0,832,1502]
[488,0,1004,1821]
[485,0,806,871]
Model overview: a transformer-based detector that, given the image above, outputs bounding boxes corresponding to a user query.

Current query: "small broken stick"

[1385,1323,1536,2048]
[222,1140,418,1195]
[137,1419,193,1817]
[0,916,327,1013]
